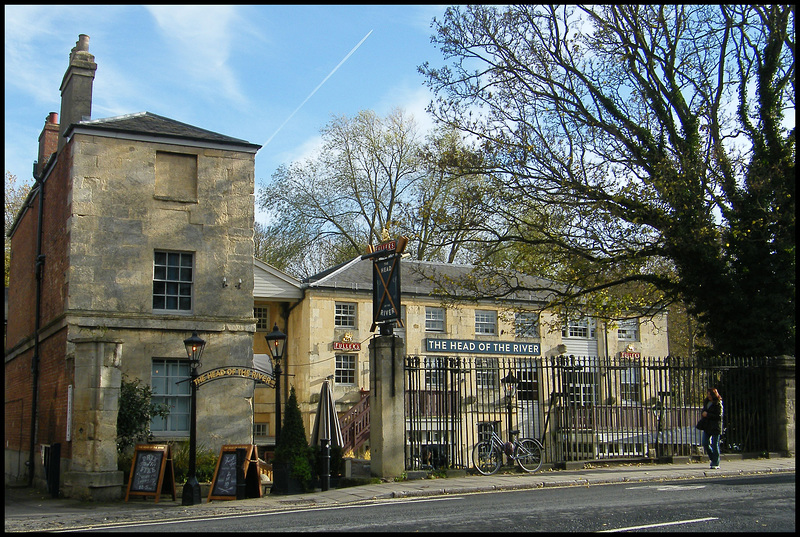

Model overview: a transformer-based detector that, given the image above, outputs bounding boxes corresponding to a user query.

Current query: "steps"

[339,390,370,455]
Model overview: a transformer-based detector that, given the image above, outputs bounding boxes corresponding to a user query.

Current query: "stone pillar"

[368,335,405,478]
[770,356,795,456]
[63,337,124,500]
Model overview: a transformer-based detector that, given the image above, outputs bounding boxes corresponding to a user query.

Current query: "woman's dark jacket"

[701,398,723,435]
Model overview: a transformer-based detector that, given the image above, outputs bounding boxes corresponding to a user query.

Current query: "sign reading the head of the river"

[425,338,541,356]
[372,255,401,329]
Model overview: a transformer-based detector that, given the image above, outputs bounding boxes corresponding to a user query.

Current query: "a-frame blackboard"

[208,444,262,501]
[125,444,176,502]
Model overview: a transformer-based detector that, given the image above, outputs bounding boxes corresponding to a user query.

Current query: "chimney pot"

[47,112,59,124]
[76,34,90,52]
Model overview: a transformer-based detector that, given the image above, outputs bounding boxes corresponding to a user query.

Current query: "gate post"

[368,334,405,478]
[770,356,795,456]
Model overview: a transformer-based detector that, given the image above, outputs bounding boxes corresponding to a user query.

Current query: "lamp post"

[182,331,206,506]
[265,323,287,445]
[501,371,518,443]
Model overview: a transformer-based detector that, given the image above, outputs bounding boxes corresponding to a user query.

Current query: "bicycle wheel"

[515,438,543,473]
[473,441,502,475]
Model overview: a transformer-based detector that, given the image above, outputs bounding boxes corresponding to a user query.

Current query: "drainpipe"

[28,161,46,486]
[279,291,305,411]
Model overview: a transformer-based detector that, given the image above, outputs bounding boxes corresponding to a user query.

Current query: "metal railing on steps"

[340,390,370,455]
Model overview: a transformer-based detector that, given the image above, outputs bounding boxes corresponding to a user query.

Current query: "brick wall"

[4,348,33,452]
[35,328,72,458]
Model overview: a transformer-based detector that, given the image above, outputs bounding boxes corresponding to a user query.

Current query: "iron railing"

[339,389,370,455]
[404,355,779,470]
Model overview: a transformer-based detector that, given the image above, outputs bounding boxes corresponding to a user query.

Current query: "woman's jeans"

[702,431,720,466]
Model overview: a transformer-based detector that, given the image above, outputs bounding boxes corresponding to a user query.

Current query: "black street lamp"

[182,331,206,506]
[501,371,518,443]
[265,323,287,445]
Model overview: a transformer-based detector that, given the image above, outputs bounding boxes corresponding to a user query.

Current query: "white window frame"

[617,319,640,341]
[150,359,191,435]
[475,358,498,389]
[425,307,445,332]
[619,365,641,403]
[253,422,269,438]
[516,360,539,402]
[515,312,540,338]
[335,354,357,384]
[153,251,194,313]
[562,317,597,339]
[475,310,497,335]
[335,302,357,328]
[564,369,597,406]
[254,306,269,331]
[424,356,447,388]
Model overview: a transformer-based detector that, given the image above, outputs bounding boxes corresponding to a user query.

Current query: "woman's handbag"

[695,417,707,431]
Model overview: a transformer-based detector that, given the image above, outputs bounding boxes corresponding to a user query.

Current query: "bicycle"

[473,429,543,475]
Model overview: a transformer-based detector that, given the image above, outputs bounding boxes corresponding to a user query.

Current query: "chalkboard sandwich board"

[208,444,262,501]
[125,444,176,502]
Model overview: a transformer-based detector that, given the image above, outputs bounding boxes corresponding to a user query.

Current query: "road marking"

[625,484,706,491]
[598,517,718,532]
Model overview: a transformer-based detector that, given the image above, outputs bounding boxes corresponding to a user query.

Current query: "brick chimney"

[36,112,59,177]
[58,34,97,152]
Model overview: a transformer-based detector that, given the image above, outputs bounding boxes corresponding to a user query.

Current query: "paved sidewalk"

[5,455,795,532]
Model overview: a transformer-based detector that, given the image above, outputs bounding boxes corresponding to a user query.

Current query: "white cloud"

[144,5,248,106]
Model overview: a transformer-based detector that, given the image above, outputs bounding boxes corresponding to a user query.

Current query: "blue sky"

[4,5,446,224]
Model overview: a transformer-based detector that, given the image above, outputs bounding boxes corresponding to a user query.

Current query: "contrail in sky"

[263,29,374,148]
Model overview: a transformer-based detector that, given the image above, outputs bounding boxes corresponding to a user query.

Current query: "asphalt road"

[64,473,795,533]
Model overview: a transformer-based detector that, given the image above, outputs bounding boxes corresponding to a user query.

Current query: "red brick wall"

[4,348,33,452]
[5,142,74,462]
[40,151,71,328]
[6,192,39,348]
[36,328,72,457]
[4,329,73,460]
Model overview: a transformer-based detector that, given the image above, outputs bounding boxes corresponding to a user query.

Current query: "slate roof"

[304,256,557,304]
[68,112,261,150]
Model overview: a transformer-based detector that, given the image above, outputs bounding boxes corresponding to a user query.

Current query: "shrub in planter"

[272,386,313,493]
[171,441,218,484]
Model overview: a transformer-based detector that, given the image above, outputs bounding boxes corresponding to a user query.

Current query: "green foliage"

[274,386,314,487]
[116,442,217,485]
[116,376,170,453]
[420,5,795,356]
[170,441,219,484]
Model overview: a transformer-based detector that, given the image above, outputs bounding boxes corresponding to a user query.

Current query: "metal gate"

[404,355,778,470]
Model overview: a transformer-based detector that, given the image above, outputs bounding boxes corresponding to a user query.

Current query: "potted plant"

[271,386,314,494]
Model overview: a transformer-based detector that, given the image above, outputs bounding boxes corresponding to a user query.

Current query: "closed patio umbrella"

[311,378,344,447]
[310,378,344,491]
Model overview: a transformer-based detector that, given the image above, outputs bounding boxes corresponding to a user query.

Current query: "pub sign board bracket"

[125,444,176,502]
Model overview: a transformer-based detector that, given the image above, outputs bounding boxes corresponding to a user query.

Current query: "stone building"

[4,35,260,499]
[266,255,669,457]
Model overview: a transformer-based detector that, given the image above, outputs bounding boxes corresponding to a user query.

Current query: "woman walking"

[701,388,724,469]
